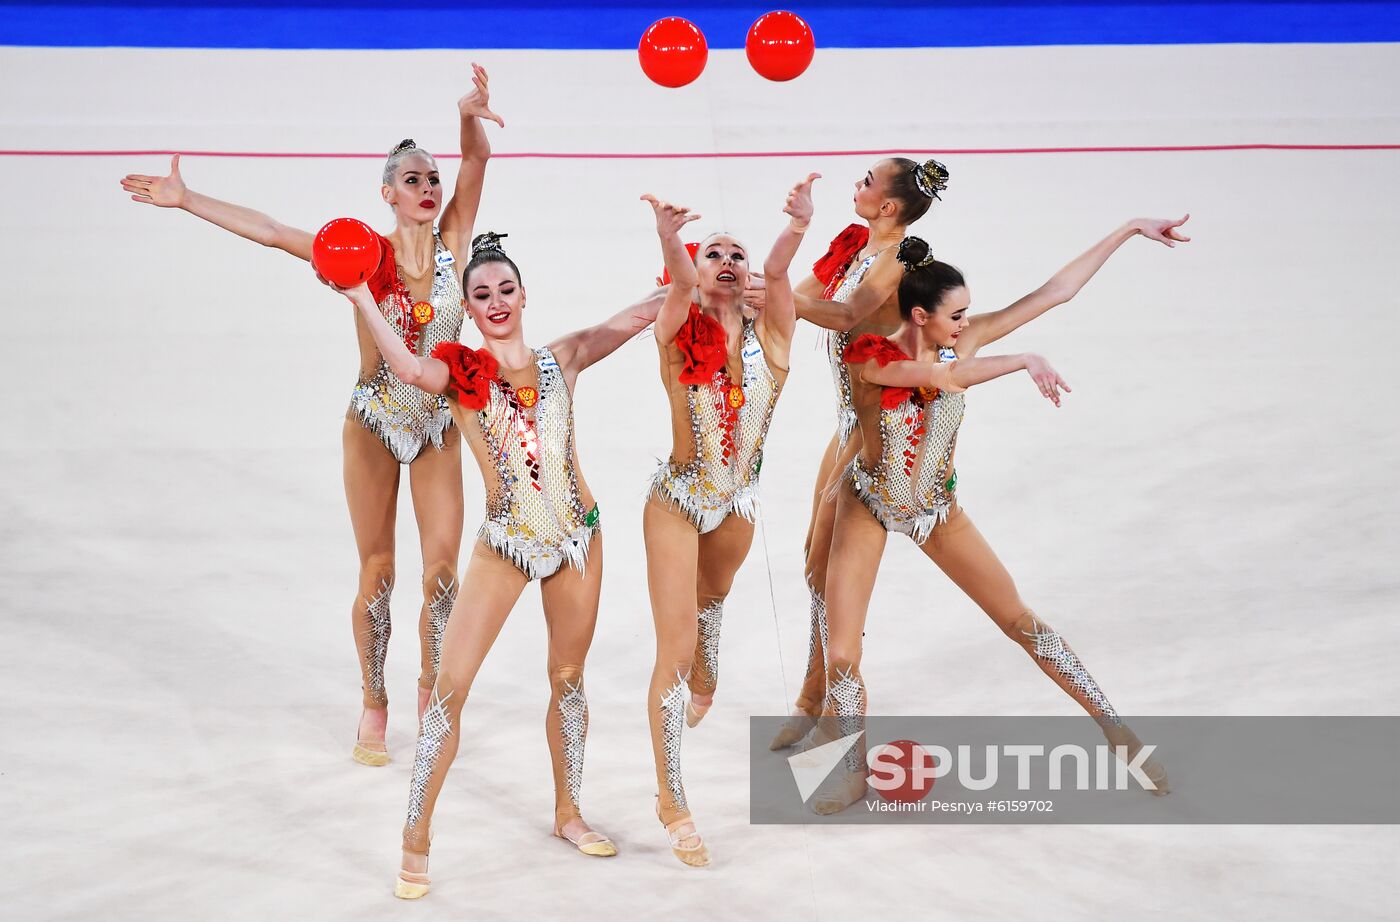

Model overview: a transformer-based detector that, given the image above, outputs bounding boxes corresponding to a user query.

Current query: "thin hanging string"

[757,509,790,703]
[758,507,822,916]
[709,80,821,915]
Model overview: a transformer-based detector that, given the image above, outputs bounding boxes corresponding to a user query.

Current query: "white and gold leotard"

[433,343,599,580]
[825,250,881,449]
[351,231,465,463]
[649,305,786,534]
[844,335,965,544]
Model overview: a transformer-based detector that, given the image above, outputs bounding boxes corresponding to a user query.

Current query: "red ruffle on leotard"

[844,334,917,409]
[365,233,406,303]
[674,304,728,385]
[812,224,871,297]
[430,342,500,410]
[844,333,910,366]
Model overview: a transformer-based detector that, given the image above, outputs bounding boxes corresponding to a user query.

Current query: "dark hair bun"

[896,235,933,271]
[389,138,417,156]
[470,231,510,257]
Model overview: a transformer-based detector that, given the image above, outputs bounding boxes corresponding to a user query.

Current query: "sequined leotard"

[650,306,787,534]
[351,231,465,463]
[825,251,881,449]
[433,343,599,580]
[844,335,965,544]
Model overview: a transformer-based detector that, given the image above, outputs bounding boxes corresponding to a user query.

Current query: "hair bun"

[389,138,417,157]
[913,159,950,200]
[896,235,935,271]
[470,231,510,257]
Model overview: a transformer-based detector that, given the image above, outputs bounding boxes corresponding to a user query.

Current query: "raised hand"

[1134,214,1191,247]
[743,272,767,311]
[121,153,187,207]
[458,62,505,128]
[312,265,370,302]
[1024,354,1072,407]
[640,194,701,238]
[784,172,820,228]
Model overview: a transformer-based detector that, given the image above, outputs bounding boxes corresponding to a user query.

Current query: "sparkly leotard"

[350,231,465,464]
[844,335,965,544]
[650,306,786,534]
[825,251,881,449]
[435,343,599,580]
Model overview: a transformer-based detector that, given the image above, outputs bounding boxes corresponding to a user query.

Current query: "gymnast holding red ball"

[120,63,506,769]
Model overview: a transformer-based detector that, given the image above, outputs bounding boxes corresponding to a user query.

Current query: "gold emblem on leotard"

[917,385,940,403]
[412,301,435,324]
[516,386,539,409]
[727,384,745,410]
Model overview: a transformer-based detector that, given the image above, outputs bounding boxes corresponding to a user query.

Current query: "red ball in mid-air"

[638,17,708,88]
[312,218,382,287]
[746,10,815,82]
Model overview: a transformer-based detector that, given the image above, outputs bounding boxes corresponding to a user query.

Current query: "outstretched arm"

[641,193,702,344]
[440,62,503,260]
[549,286,668,377]
[759,172,819,343]
[861,352,1071,406]
[742,270,825,313]
[961,215,1191,353]
[340,283,451,394]
[794,273,825,298]
[120,154,314,260]
[793,249,903,331]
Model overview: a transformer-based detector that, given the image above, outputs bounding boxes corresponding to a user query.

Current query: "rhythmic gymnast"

[814,218,1189,813]
[758,157,952,750]
[332,232,665,897]
[119,65,502,764]
[639,174,815,866]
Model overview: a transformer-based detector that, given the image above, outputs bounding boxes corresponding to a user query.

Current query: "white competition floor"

[3,42,1399,920]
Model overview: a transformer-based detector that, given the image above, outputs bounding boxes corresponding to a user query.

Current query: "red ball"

[638,17,708,88]
[868,740,938,804]
[660,241,702,285]
[746,10,815,82]
[312,218,382,287]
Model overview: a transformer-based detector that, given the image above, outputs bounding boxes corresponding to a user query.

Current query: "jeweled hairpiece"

[896,235,938,271]
[913,159,950,200]
[471,231,509,256]
[389,138,418,156]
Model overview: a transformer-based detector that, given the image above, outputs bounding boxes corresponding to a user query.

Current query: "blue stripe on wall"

[3,1,1399,49]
